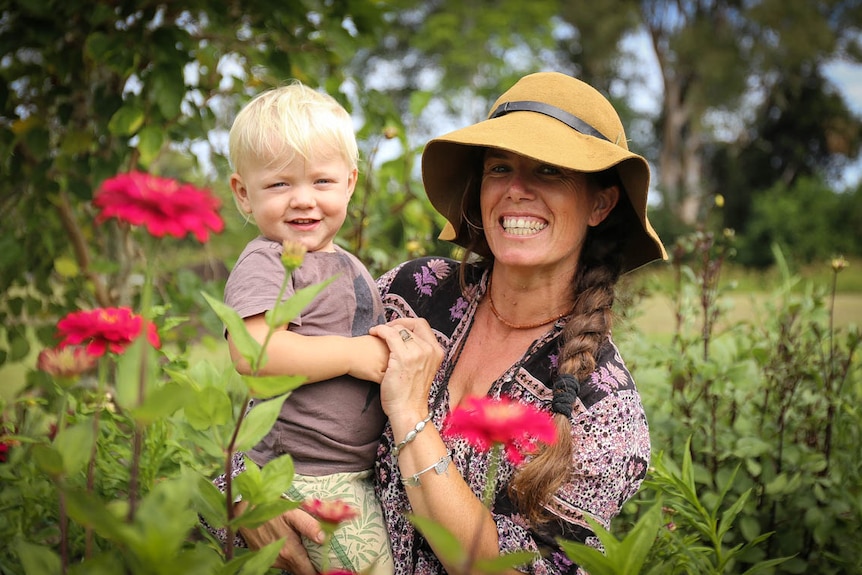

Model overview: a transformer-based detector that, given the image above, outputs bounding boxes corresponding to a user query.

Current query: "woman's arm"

[371,319,521,574]
[228,313,389,383]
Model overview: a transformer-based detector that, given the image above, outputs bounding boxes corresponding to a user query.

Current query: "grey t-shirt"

[224,236,386,475]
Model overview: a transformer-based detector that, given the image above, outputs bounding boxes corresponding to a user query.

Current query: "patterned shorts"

[287,469,394,575]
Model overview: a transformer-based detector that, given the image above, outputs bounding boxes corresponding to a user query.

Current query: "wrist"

[391,411,433,457]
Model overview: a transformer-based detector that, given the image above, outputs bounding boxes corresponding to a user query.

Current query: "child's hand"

[347,334,390,383]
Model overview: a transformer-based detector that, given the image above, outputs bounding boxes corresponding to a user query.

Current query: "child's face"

[230,150,357,252]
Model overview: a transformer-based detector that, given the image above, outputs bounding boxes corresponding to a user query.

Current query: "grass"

[629,292,862,335]
[620,257,862,335]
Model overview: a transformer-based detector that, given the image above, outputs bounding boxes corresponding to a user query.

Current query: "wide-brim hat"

[422,71,667,273]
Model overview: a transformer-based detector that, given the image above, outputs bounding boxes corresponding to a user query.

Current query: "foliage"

[0,0,394,371]
[617,229,862,573]
[735,177,862,268]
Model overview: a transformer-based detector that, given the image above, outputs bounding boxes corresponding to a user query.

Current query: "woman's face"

[479,149,618,273]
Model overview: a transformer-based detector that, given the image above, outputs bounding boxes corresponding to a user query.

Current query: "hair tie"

[551,374,580,417]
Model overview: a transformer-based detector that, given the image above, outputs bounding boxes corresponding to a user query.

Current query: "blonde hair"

[228,81,359,177]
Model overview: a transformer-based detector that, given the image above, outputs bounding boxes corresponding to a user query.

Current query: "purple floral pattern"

[375,258,651,575]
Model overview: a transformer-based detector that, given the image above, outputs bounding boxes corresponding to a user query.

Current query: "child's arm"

[227,313,389,384]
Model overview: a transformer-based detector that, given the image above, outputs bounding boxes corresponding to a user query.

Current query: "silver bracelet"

[402,452,452,488]
[392,413,433,457]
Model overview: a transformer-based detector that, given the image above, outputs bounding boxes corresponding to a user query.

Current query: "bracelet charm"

[402,453,452,488]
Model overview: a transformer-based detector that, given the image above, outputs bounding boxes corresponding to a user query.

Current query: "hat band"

[489,100,610,142]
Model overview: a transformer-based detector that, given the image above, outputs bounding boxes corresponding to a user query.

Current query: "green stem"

[85,358,109,558]
[128,260,155,522]
[482,444,502,508]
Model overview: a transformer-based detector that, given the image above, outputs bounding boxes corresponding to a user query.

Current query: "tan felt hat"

[422,71,667,273]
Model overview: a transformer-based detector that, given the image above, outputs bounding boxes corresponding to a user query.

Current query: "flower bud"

[281,240,308,273]
[831,256,848,273]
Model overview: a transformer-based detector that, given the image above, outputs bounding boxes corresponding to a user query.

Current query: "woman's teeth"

[501,217,547,235]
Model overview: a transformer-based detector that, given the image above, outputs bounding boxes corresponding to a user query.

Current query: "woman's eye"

[484,163,508,174]
[538,165,561,176]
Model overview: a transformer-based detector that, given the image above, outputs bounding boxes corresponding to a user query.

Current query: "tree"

[0,0,385,366]
[555,0,862,228]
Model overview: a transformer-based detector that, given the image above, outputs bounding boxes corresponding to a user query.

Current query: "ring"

[399,329,413,342]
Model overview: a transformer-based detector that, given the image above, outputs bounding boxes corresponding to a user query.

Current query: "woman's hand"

[235,503,323,575]
[370,318,444,424]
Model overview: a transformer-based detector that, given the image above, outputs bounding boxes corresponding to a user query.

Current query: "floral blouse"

[374,257,650,575]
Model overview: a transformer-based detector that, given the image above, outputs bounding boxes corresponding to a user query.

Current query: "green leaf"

[108,103,144,136]
[221,537,285,575]
[137,125,163,166]
[234,456,264,502]
[53,419,96,476]
[259,453,295,499]
[241,373,306,399]
[235,394,289,452]
[130,380,195,425]
[559,500,662,575]
[718,489,751,541]
[266,277,336,329]
[408,89,433,117]
[408,514,467,566]
[195,474,229,528]
[32,444,65,477]
[202,292,261,371]
[617,500,663,574]
[114,336,161,410]
[127,475,200,563]
[151,63,185,119]
[54,255,80,278]
[16,540,62,575]
[64,488,133,544]
[231,498,298,531]
[184,387,233,432]
[557,538,615,575]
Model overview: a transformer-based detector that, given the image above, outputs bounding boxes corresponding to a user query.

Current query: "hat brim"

[422,110,667,273]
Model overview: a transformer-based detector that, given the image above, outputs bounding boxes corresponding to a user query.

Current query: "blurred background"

[2,2,862,572]
[2,0,861,358]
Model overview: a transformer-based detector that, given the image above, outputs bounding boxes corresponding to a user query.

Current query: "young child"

[224,82,393,574]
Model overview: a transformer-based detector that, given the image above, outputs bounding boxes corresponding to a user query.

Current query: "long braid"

[509,177,632,525]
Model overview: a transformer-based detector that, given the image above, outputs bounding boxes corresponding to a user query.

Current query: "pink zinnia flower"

[443,396,557,465]
[56,307,161,357]
[301,498,358,527]
[37,346,99,379]
[94,171,224,242]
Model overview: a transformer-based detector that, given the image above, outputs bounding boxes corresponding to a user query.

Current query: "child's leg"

[290,470,393,575]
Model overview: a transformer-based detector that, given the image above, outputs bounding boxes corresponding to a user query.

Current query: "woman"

[240,71,666,574]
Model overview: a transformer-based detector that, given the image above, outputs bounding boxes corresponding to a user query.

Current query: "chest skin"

[447,303,549,409]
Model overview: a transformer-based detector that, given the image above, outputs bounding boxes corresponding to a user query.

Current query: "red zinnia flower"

[443,396,557,465]
[0,441,9,463]
[56,307,161,357]
[37,346,99,379]
[94,171,224,242]
[301,498,358,527]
